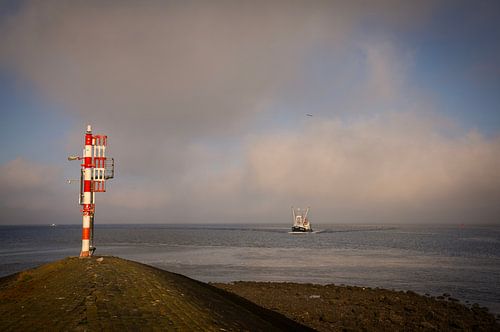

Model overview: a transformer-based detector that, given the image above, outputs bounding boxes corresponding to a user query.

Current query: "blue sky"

[0,70,75,164]
[408,1,500,135]
[1,1,499,224]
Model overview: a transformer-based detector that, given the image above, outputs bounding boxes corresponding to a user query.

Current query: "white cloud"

[176,112,500,223]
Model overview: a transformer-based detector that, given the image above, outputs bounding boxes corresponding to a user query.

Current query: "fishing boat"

[291,206,312,232]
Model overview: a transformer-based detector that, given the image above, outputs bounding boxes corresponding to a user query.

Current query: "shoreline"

[1,257,499,331]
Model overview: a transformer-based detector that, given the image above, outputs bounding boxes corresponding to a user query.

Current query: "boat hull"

[291,226,313,232]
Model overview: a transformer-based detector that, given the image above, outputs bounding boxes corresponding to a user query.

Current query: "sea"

[1,223,499,314]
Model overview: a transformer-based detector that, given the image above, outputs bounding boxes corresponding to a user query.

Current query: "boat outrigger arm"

[291,206,310,220]
[291,206,312,232]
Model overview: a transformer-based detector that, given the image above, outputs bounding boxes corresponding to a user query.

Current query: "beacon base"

[79,251,90,258]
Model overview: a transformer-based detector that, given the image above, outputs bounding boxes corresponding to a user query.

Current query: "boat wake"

[288,230,323,234]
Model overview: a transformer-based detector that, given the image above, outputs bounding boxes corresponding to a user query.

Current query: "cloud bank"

[1,1,499,224]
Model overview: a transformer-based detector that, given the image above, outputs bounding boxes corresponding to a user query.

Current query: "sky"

[1,0,499,225]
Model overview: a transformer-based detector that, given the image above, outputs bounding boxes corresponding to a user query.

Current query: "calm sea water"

[1,224,499,313]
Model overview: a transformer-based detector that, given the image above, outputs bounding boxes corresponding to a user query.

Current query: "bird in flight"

[306,113,313,117]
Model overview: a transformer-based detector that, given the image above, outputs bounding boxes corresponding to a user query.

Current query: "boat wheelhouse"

[291,206,312,232]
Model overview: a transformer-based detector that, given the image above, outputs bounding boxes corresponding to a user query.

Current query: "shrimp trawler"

[291,206,312,232]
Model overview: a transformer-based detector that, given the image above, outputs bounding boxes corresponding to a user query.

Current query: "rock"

[420,321,437,330]
[450,320,463,329]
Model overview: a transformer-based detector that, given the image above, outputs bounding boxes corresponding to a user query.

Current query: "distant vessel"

[291,207,312,232]
[50,224,57,227]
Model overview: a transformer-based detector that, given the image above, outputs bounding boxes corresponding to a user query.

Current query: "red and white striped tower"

[80,125,94,257]
[68,124,114,258]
